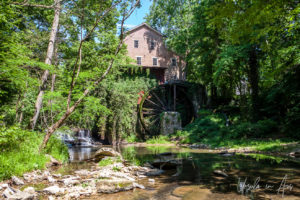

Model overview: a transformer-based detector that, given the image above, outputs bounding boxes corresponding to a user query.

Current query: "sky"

[124,0,152,29]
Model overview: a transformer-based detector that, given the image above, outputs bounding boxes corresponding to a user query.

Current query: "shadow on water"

[119,145,300,198]
[62,145,300,199]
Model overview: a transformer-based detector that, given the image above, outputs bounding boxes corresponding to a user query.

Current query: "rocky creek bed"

[1,145,300,200]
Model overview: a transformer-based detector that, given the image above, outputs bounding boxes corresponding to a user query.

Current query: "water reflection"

[68,147,98,162]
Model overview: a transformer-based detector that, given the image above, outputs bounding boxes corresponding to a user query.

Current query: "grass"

[171,109,298,152]
[0,126,69,181]
[145,135,173,144]
[112,166,121,171]
[98,158,115,167]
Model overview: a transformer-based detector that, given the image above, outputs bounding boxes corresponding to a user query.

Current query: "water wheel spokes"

[139,82,195,136]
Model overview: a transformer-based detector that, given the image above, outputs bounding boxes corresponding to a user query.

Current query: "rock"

[61,177,80,186]
[160,111,182,135]
[94,147,122,161]
[42,171,51,180]
[0,183,9,190]
[23,187,35,194]
[12,176,24,185]
[213,170,228,177]
[48,196,55,200]
[2,187,34,200]
[143,162,154,169]
[46,155,62,167]
[43,185,65,195]
[52,174,62,178]
[97,179,134,194]
[133,182,145,189]
[289,150,300,157]
[47,176,56,183]
[145,169,164,176]
[148,179,155,183]
[75,170,91,176]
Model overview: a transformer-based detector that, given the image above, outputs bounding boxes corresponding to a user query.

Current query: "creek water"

[64,145,300,200]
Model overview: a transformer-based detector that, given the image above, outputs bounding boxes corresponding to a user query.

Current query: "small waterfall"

[55,129,95,147]
[75,130,93,147]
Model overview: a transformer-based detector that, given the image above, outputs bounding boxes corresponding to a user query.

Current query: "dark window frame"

[137,57,142,65]
[150,41,155,50]
[134,40,139,48]
[153,57,158,66]
[171,58,177,66]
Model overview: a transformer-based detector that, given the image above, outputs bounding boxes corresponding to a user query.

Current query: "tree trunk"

[248,46,259,122]
[39,0,140,150]
[30,0,61,130]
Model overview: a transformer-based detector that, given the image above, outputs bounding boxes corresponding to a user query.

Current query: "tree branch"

[66,0,121,109]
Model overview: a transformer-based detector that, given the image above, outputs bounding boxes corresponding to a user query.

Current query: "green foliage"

[145,135,172,144]
[173,109,294,150]
[98,158,115,167]
[112,166,121,172]
[124,134,141,143]
[94,74,157,141]
[0,126,68,181]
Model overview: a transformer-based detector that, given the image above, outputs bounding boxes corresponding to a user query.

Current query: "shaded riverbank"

[2,145,300,199]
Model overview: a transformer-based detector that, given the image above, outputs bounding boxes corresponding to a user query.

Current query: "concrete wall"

[124,24,186,81]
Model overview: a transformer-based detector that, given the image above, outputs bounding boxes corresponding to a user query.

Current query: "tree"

[39,0,141,149]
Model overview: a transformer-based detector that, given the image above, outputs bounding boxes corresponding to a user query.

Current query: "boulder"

[213,170,228,177]
[43,185,65,195]
[12,176,24,185]
[95,148,121,158]
[23,187,35,194]
[96,179,134,194]
[2,187,34,200]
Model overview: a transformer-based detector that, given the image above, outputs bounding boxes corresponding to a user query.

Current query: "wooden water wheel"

[139,81,196,136]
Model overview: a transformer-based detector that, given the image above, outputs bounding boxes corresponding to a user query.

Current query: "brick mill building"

[124,23,186,84]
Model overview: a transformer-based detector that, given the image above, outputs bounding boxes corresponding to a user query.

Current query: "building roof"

[125,23,164,37]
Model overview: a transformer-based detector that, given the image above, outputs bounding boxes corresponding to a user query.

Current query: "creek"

[60,145,300,200]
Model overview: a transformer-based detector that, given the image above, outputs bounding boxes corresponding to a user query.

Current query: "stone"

[133,182,145,189]
[62,177,80,186]
[23,187,35,194]
[43,185,65,195]
[47,176,56,183]
[213,170,228,177]
[160,111,182,135]
[97,179,134,194]
[145,169,164,176]
[52,174,62,178]
[12,176,24,185]
[0,183,9,189]
[2,187,35,200]
[148,179,155,183]
[75,170,91,176]
[94,147,121,160]
[48,196,55,200]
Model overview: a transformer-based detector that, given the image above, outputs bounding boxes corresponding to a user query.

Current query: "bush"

[146,135,172,144]
[230,119,277,139]
[173,109,281,147]
[98,158,114,167]
[0,126,68,181]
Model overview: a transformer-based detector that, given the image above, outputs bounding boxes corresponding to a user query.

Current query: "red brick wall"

[124,24,186,81]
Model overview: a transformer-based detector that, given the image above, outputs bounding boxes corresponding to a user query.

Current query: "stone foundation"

[160,112,182,135]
